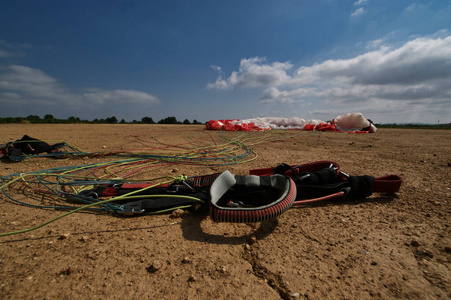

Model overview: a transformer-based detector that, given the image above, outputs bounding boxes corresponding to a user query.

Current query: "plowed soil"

[0,124,450,299]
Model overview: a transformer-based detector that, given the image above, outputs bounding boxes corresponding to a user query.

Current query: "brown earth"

[0,124,450,299]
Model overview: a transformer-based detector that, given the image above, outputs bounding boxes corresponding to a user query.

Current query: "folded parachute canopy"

[206,112,377,133]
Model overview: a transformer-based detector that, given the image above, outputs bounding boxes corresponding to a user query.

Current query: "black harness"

[79,161,402,222]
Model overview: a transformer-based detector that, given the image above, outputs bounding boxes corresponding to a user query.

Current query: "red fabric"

[314,120,339,132]
[206,118,373,133]
[303,124,316,131]
[206,119,265,131]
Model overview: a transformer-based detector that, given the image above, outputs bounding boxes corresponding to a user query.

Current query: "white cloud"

[351,7,366,17]
[0,65,161,108]
[206,76,229,90]
[208,34,451,123]
[354,0,368,5]
[210,65,222,72]
[293,35,451,87]
[207,57,293,89]
[83,89,160,105]
[365,38,386,50]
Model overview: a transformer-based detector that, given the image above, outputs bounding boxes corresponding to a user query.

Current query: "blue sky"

[0,0,450,124]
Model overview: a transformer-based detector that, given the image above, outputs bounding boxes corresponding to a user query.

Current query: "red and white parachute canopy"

[206,113,376,133]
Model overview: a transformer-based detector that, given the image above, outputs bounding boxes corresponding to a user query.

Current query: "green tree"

[158,116,178,124]
[141,117,155,124]
[106,116,118,124]
[26,115,41,121]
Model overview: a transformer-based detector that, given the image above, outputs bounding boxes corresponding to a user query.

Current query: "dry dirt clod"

[58,233,70,240]
[217,266,226,273]
[60,266,73,276]
[421,249,433,258]
[149,260,162,273]
[410,240,420,247]
[170,209,187,218]
[182,257,191,264]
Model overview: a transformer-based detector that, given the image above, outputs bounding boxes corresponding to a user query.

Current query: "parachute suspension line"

[0,131,310,236]
[0,175,203,237]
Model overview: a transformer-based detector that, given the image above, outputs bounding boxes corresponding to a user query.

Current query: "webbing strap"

[250,162,402,194]
[250,161,340,177]
[95,173,222,197]
[373,175,403,193]
[296,175,374,200]
[120,191,209,215]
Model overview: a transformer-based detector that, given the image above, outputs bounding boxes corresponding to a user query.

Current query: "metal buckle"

[167,180,195,194]
[79,190,99,199]
[118,201,145,216]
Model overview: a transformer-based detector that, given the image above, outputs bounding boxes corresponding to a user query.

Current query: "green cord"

[0,175,199,237]
[0,132,308,237]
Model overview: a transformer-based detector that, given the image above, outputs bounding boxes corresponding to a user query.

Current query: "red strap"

[372,175,402,193]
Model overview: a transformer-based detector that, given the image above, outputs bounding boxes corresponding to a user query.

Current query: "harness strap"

[93,173,222,197]
[250,161,341,177]
[119,191,209,215]
[209,171,296,223]
[80,162,401,217]
[83,174,222,215]
[373,175,403,193]
[250,162,402,194]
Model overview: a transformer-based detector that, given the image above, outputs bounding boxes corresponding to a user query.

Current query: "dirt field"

[0,124,450,299]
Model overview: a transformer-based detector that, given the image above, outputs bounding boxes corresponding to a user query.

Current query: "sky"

[0,0,450,124]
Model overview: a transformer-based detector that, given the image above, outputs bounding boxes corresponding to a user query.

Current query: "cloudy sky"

[0,1,450,124]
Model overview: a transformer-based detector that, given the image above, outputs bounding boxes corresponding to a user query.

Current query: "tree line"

[0,115,203,125]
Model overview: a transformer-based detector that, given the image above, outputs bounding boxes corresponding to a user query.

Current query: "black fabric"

[296,182,350,200]
[123,190,209,212]
[12,135,53,154]
[234,175,247,186]
[259,176,272,188]
[273,163,294,175]
[348,175,375,199]
[216,187,281,207]
[7,148,24,162]
[139,197,200,211]
[294,167,375,201]
[5,135,66,161]
[295,168,337,186]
